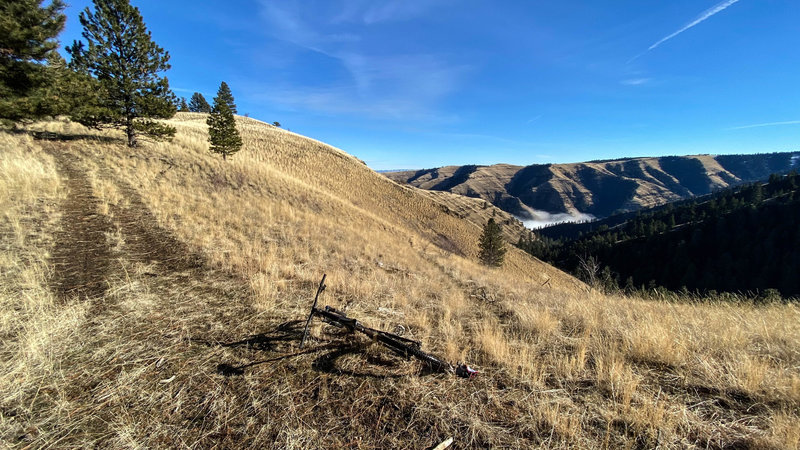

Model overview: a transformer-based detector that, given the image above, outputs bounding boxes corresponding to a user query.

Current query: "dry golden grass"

[418,189,530,243]
[0,132,90,445]
[1,115,799,448]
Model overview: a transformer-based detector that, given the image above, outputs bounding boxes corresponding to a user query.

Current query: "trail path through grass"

[32,143,276,446]
[48,150,114,304]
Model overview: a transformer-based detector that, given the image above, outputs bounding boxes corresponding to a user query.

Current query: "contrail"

[630,0,741,62]
[649,0,740,50]
[728,120,800,130]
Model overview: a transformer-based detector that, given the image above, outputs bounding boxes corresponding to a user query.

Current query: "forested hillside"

[520,172,800,297]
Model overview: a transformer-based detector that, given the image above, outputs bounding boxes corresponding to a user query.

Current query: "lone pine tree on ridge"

[207,81,242,161]
[479,218,507,267]
[214,81,237,114]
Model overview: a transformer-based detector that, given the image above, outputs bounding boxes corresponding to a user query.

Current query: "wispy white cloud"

[620,77,651,86]
[631,0,741,61]
[330,0,450,25]
[728,120,800,130]
[257,1,465,120]
[260,66,463,122]
[259,2,332,55]
[526,114,542,124]
[650,0,740,51]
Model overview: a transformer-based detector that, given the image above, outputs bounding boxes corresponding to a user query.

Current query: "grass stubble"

[0,115,798,448]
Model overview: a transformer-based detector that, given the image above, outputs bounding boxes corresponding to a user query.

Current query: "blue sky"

[59,1,800,170]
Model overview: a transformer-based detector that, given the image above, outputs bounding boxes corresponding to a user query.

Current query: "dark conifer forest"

[519,171,800,298]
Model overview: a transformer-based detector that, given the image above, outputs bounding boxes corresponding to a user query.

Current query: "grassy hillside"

[1,115,799,448]
[417,189,528,243]
[386,153,800,219]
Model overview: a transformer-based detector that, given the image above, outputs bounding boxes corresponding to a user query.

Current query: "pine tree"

[39,52,105,121]
[66,0,176,147]
[215,81,237,114]
[178,97,188,112]
[478,218,507,267]
[188,92,210,113]
[0,0,67,123]
[207,82,242,161]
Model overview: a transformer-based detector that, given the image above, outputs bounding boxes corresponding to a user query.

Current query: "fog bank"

[520,210,595,229]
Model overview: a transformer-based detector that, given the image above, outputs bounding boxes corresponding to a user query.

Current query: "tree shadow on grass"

[17,128,123,144]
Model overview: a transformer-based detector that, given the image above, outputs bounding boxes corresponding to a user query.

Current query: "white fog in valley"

[519,210,596,229]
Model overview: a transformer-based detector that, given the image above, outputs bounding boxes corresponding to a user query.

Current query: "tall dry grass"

[1,115,799,448]
[0,132,93,444]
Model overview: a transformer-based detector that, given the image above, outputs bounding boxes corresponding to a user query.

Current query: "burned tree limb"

[300,274,326,349]
[300,274,477,378]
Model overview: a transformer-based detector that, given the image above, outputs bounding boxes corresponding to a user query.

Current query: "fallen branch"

[300,274,477,379]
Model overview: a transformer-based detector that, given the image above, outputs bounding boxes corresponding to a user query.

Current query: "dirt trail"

[46,143,244,314]
[48,144,209,293]
[34,143,274,446]
[48,150,115,303]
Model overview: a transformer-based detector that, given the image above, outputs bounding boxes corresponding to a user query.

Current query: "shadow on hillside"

[219,319,305,352]
[16,128,122,144]
[216,343,341,376]
[311,343,405,379]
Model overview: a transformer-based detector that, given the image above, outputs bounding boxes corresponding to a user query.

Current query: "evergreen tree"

[0,0,66,123]
[478,218,507,267]
[66,0,176,147]
[188,92,210,112]
[215,81,237,114]
[207,82,242,160]
[39,52,106,122]
[178,96,188,112]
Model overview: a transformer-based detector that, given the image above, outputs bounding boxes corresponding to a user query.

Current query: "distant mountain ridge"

[384,152,800,220]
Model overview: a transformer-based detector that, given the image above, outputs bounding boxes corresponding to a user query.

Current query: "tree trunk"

[126,121,137,147]
[223,153,227,161]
